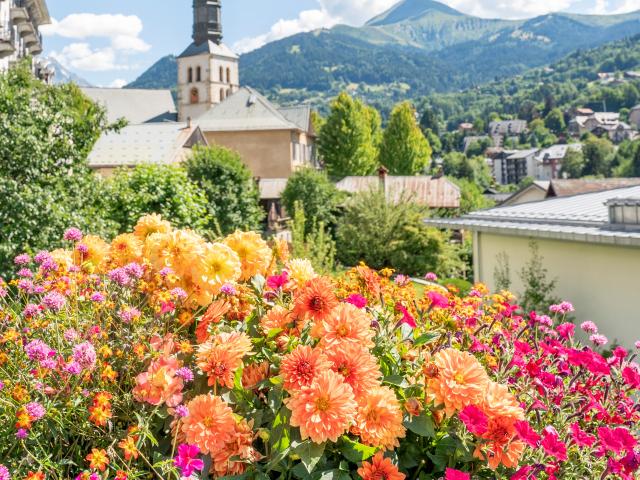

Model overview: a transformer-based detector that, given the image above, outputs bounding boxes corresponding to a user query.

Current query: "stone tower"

[177,0,239,122]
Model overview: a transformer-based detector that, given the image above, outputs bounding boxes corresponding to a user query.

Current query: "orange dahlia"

[259,306,294,335]
[196,332,253,389]
[223,231,272,281]
[481,382,524,421]
[286,370,357,443]
[427,348,490,417]
[474,417,525,470]
[109,233,143,267]
[357,452,405,480]
[324,343,381,397]
[311,303,374,349]
[133,213,172,239]
[212,418,262,477]
[181,394,236,455]
[355,386,406,450]
[280,345,331,393]
[132,354,184,407]
[196,299,231,343]
[242,361,270,389]
[292,277,339,322]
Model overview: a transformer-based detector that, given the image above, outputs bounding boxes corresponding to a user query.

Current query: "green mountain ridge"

[125,0,640,113]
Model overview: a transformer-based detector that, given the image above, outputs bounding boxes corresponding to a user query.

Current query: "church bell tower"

[177,0,239,121]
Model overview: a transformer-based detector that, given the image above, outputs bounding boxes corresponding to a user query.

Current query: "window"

[226,89,230,98]
[219,66,224,82]
[190,87,199,104]
[196,66,201,82]
[220,89,225,101]
[187,67,193,83]
[226,67,231,84]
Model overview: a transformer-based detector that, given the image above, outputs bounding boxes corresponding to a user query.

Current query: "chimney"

[186,117,192,129]
[378,165,388,193]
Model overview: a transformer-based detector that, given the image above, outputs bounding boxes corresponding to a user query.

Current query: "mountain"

[127,0,640,112]
[47,58,92,87]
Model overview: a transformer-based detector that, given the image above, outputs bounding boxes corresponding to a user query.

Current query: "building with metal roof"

[427,186,640,346]
[80,87,178,124]
[87,122,207,175]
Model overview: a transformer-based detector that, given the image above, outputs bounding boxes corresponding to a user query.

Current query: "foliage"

[544,108,566,133]
[518,240,560,313]
[335,189,445,276]
[442,153,492,190]
[465,137,493,158]
[282,168,342,235]
[560,148,586,178]
[378,102,432,175]
[493,251,512,291]
[185,145,264,236]
[317,92,381,178]
[1,217,640,480]
[102,165,211,235]
[582,134,615,177]
[450,178,495,216]
[290,201,337,274]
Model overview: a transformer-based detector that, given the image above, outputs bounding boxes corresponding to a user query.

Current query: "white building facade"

[0,0,51,77]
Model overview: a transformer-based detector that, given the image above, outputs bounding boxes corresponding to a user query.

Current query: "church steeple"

[193,0,222,45]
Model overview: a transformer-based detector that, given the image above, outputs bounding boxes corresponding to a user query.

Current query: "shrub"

[290,201,337,273]
[281,168,342,235]
[336,189,445,276]
[102,164,211,234]
[185,145,264,235]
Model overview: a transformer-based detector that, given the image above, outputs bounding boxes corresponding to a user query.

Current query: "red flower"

[569,423,596,447]
[598,427,637,455]
[459,405,488,436]
[510,465,535,480]
[514,420,541,448]
[541,431,568,462]
[556,323,575,339]
[395,303,416,328]
[445,468,470,480]
[622,365,640,389]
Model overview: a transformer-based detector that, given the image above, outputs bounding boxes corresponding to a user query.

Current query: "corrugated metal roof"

[425,185,640,246]
[178,40,238,59]
[88,123,204,168]
[81,87,177,124]
[259,178,288,200]
[196,87,299,132]
[336,176,461,209]
[550,179,640,197]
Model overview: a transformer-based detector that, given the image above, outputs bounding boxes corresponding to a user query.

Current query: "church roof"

[196,87,301,132]
[80,87,177,124]
[88,122,206,169]
[178,40,238,59]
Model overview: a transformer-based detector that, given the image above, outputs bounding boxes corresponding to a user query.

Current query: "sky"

[41,0,640,87]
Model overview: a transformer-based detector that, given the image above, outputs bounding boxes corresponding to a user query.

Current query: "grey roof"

[506,148,539,160]
[80,87,177,124]
[88,123,205,168]
[279,105,313,134]
[259,178,288,200]
[196,87,300,132]
[178,41,238,59]
[426,185,640,246]
[489,120,528,135]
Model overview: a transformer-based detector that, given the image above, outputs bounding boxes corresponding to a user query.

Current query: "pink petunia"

[445,468,470,480]
[622,365,640,389]
[174,444,204,477]
[556,323,575,339]
[427,290,448,309]
[514,420,541,448]
[541,431,568,462]
[459,405,488,436]
[395,303,417,328]
[569,423,596,448]
[345,294,367,309]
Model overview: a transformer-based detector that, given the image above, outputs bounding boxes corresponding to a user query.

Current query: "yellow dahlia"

[285,258,317,289]
[110,233,143,267]
[193,242,241,295]
[133,213,172,239]
[75,235,110,273]
[223,231,272,281]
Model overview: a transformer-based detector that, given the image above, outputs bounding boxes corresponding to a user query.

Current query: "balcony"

[10,6,29,25]
[0,30,16,59]
[29,42,43,55]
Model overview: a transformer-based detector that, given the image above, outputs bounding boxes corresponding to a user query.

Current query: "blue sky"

[41,0,640,87]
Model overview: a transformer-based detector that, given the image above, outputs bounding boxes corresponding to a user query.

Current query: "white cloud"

[41,13,150,72]
[233,0,640,53]
[108,78,128,88]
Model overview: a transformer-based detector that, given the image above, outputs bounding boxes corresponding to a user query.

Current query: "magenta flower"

[108,268,131,287]
[427,290,448,309]
[63,227,83,242]
[25,340,54,362]
[22,304,42,318]
[569,423,596,447]
[174,444,204,477]
[42,291,66,312]
[556,322,575,339]
[267,271,289,290]
[174,405,189,418]
[176,367,194,382]
[541,430,568,461]
[72,342,97,370]
[0,464,9,480]
[395,303,417,328]
[14,253,31,265]
[459,405,488,436]
[124,262,144,278]
[514,420,541,448]
[33,251,52,265]
[444,468,470,480]
[90,292,106,303]
[424,272,438,282]
[345,294,367,309]
[220,283,237,295]
[395,274,410,287]
[16,429,27,439]
[25,402,46,420]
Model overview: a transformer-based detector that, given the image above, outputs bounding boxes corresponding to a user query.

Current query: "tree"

[560,148,585,178]
[442,153,492,189]
[335,189,446,276]
[519,241,559,313]
[317,92,380,178]
[631,140,640,177]
[281,168,342,235]
[466,138,493,158]
[102,165,211,235]
[379,102,432,175]
[185,145,264,235]
[582,134,615,177]
[544,108,566,134]
[419,107,439,134]
[290,201,336,274]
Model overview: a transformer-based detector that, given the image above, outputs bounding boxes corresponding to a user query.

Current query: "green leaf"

[317,470,352,480]
[404,412,436,438]
[382,375,408,388]
[271,407,292,454]
[338,436,378,463]
[413,332,441,346]
[267,328,284,339]
[293,440,326,474]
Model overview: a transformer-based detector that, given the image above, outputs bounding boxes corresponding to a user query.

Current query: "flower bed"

[0,215,639,480]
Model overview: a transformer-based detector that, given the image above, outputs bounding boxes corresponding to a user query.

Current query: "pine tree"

[317,92,380,178]
[379,102,432,175]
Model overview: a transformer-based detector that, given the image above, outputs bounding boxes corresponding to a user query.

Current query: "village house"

[535,144,582,180]
[426,186,640,346]
[490,148,539,185]
[568,111,636,142]
[0,0,52,81]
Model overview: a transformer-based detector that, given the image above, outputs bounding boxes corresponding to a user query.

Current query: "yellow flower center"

[454,372,466,384]
[203,416,216,428]
[337,325,349,336]
[315,396,330,412]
